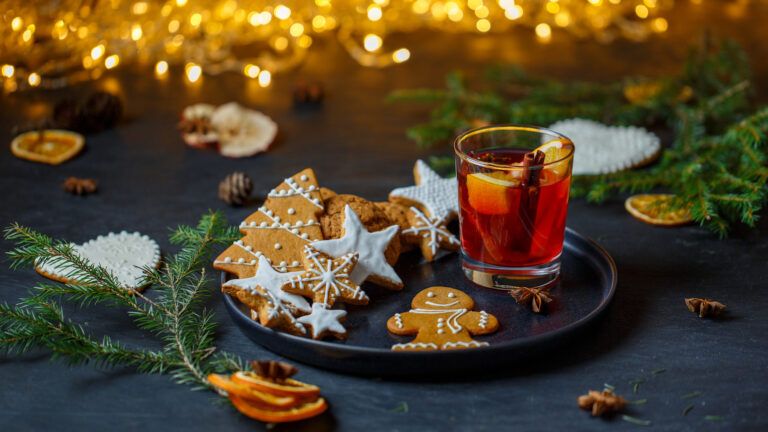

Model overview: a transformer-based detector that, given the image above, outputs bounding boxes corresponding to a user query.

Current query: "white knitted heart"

[548,118,661,175]
[36,231,161,290]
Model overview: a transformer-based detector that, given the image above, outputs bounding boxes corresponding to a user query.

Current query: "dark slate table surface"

[1,3,767,431]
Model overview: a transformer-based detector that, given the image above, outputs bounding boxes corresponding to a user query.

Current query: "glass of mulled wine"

[454,125,575,290]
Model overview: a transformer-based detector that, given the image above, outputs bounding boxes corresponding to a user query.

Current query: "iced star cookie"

[222,255,310,335]
[214,168,325,278]
[389,160,459,223]
[320,194,402,266]
[283,245,368,307]
[313,204,403,290]
[401,207,460,261]
[35,231,160,291]
[297,302,348,340]
[386,287,498,351]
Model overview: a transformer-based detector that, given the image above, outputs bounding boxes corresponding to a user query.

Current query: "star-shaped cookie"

[402,207,460,261]
[389,159,458,222]
[222,255,310,335]
[312,205,402,289]
[283,245,369,307]
[297,302,348,340]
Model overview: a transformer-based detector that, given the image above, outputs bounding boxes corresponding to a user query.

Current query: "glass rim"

[453,124,575,170]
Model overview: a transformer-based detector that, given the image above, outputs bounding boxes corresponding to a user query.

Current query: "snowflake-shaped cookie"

[402,207,460,261]
[283,245,369,307]
[389,160,458,222]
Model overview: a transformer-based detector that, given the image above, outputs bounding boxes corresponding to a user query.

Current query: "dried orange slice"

[625,194,693,226]
[231,371,321,399]
[229,395,327,423]
[207,374,298,408]
[467,172,518,215]
[10,130,84,165]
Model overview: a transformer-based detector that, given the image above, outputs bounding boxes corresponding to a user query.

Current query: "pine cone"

[293,81,325,106]
[53,97,84,131]
[80,91,123,133]
[251,360,298,381]
[218,172,253,206]
[63,177,98,195]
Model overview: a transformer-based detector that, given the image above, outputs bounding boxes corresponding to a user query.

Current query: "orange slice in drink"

[467,171,519,215]
[625,194,693,226]
[229,395,327,423]
[534,138,573,178]
[207,374,298,408]
[231,371,321,399]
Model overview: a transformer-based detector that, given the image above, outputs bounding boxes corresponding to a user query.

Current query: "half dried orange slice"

[207,374,297,408]
[229,395,327,423]
[231,371,321,399]
[10,130,84,165]
[625,194,693,226]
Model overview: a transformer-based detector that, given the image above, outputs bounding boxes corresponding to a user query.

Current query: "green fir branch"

[1,211,245,394]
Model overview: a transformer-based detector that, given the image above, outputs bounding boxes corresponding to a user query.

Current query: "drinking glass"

[454,125,575,290]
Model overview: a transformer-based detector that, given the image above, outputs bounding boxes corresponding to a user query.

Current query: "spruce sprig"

[0,211,243,391]
[389,38,766,236]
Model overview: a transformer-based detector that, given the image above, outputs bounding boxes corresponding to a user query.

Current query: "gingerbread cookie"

[313,205,403,290]
[35,231,160,291]
[320,194,401,265]
[283,245,368,307]
[222,255,310,336]
[297,302,348,340]
[374,201,415,253]
[389,160,459,223]
[402,207,460,261]
[214,168,325,278]
[386,287,498,351]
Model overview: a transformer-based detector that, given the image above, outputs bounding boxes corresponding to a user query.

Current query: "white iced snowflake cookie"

[36,231,161,291]
[548,118,661,175]
[389,160,458,222]
[210,102,278,158]
[312,205,403,290]
[297,302,348,340]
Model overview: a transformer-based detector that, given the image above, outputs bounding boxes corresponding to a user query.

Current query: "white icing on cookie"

[442,341,489,349]
[297,302,347,339]
[288,246,367,306]
[223,255,310,316]
[389,160,458,222]
[392,342,439,350]
[37,231,160,290]
[311,205,401,286]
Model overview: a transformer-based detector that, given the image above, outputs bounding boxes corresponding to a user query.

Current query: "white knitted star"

[389,159,458,222]
[312,205,402,287]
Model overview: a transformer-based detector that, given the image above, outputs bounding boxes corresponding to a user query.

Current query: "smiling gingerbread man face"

[411,286,474,310]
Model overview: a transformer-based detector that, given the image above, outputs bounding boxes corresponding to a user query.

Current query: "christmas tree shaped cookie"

[214,168,325,277]
[386,287,498,351]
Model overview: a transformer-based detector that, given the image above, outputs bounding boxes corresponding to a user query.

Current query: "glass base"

[461,253,561,290]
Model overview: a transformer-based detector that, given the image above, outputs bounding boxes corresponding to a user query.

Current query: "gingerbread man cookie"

[386,287,498,351]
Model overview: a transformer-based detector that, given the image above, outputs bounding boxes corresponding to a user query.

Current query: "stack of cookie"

[214,162,462,340]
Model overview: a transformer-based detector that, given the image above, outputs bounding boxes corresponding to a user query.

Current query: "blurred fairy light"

[0,0,685,92]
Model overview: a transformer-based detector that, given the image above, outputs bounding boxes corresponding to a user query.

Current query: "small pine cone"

[53,97,84,131]
[79,91,123,133]
[218,172,253,206]
[685,297,726,318]
[251,360,298,381]
[63,177,98,195]
[293,81,325,106]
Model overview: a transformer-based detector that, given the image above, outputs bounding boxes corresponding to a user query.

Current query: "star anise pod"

[578,389,626,417]
[251,360,298,381]
[685,297,726,318]
[62,177,98,196]
[293,81,325,106]
[510,287,552,313]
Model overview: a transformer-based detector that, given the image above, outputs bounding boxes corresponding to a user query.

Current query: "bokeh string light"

[1,0,680,92]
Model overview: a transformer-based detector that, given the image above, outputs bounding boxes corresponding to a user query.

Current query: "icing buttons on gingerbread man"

[386,286,499,351]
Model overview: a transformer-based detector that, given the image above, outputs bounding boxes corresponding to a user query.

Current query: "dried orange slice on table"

[10,130,84,165]
[229,395,327,424]
[625,194,693,226]
[231,371,321,399]
[207,374,298,408]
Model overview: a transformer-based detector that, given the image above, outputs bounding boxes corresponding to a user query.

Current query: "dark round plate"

[223,228,617,377]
